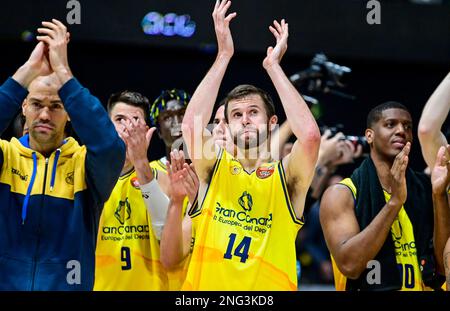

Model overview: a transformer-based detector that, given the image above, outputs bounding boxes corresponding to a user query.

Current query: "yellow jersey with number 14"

[183,149,303,291]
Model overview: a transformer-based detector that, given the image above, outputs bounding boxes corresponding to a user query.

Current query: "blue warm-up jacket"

[0,77,125,290]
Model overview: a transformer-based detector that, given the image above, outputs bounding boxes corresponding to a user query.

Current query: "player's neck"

[235,144,272,174]
[29,135,64,158]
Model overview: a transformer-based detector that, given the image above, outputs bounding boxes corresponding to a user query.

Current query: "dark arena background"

[1,0,449,170]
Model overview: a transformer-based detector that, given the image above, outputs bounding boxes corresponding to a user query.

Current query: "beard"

[233,126,270,150]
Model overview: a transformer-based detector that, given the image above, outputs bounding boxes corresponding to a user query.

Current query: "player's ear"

[269,115,278,131]
[22,99,28,115]
[365,128,374,144]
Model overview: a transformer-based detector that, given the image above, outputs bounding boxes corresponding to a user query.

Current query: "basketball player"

[180,0,320,290]
[94,91,171,290]
[320,102,448,291]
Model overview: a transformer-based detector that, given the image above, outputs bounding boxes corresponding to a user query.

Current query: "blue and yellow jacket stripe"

[0,77,125,290]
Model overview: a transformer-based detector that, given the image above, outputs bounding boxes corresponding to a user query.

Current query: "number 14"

[223,233,252,263]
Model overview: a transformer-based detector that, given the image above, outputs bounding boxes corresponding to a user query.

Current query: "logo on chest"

[256,165,274,179]
[65,171,74,185]
[238,191,253,212]
[130,177,140,189]
[11,168,28,181]
[114,198,131,225]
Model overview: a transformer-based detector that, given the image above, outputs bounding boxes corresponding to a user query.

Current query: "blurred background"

[1,0,449,289]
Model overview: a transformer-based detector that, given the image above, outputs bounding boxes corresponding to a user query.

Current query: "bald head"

[22,73,69,154]
[28,73,62,95]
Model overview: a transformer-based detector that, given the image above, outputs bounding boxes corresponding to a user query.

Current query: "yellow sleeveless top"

[332,178,424,291]
[94,168,169,290]
[183,149,303,291]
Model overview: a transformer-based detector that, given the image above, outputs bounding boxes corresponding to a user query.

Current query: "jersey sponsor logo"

[238,191,253,212]
[65,171,74,185]
[391,218,403,240]
[102,224,150,235]
[256,165,274,179]
[114,198,131,225]
[11,167,28,181]
[214,202,272,227]
[130,176,140,189]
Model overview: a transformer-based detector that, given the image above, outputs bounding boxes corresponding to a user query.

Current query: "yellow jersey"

[94,168,169,290]
[183,149,303,291]
[149,158,193,291]
[332,178,423,291]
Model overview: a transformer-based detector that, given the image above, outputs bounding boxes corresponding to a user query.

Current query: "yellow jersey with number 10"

[183,149,303,291]
[332,178,423,291]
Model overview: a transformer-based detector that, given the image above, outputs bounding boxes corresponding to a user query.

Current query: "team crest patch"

[256,165,274,179]
[238,191,253,212]
[130,177,140,189]
[114,198,131,225]
[65,171,74,185]
[230,165,242,175]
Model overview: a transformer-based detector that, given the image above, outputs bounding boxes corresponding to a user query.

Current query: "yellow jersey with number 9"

[183,149,303,291]
[94,168,169,290]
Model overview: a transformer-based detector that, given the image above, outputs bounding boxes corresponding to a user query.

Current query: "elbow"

[304,128,321,152]
[160,239,183,270]
[160,254,176,270]
[181,121,193,135]
[309,129,322,144]
[336,257,365,280]
[159,243,175,270]
[181,115,196,138]
[418,122,435,142]
[294,125,320,145]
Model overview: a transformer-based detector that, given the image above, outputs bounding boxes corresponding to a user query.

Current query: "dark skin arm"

[444,239,450,290]
[320,143,410,279]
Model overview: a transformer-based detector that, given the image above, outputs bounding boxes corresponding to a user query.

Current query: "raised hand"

[431,145,450,194]
[36,19,72,84]
[263,19,288,70]
[182,162,200,205]
[118,117,156,167]
[12,42,52,88]
[213,0,237,59]
[168,150,189,203]
[389,142,410,206]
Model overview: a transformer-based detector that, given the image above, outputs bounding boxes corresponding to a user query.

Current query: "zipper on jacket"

[30,157,49,291]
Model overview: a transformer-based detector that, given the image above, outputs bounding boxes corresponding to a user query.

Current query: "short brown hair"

[224,84,276,123]
[107,91,150,126]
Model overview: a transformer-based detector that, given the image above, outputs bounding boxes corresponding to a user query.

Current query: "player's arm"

[120,118,170,239]
[418,72,450,169]
[444,238,450,290]
[270,120,292,160]
[5,42,52,136]
[263,20,320,218]
[320,184,404,279]
[320,144,410,279]
[160,150,194,269]
[38,19,125,205]
[182,0,236,181]
[431,145,450,274]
